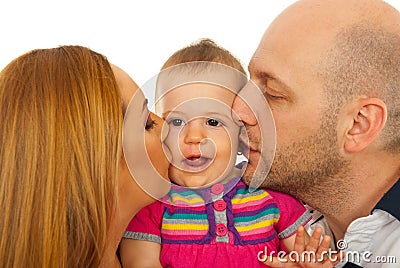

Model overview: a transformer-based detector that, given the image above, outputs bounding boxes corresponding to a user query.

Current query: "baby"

[120,39,336,267]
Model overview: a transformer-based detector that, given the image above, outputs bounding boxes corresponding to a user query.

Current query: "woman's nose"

[182,121,206,144]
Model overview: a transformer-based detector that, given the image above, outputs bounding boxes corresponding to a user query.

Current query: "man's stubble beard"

[242,107,351,211]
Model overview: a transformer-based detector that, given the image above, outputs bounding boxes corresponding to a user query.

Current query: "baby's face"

[157,83,240,188]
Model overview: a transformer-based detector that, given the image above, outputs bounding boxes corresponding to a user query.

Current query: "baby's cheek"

[165,132,182,159]
[164,129,178,146]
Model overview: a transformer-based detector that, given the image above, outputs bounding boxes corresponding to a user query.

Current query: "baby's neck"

[211,166,242,186]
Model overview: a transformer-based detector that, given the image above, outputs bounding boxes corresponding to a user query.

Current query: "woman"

[0,46,170,267]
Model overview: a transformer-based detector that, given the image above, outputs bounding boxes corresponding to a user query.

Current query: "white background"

[1,0,400,102]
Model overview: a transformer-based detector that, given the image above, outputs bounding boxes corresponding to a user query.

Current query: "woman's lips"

[181,156,212,172]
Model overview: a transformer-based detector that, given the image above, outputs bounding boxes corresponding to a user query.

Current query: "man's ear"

[344,98,387,153]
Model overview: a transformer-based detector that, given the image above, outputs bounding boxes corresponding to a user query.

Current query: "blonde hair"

[161,38,246,74]
[0,46,122,267]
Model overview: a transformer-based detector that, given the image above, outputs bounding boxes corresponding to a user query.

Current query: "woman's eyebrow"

[142,98,149,112]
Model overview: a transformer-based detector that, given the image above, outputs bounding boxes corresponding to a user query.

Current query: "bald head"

[252,0,400,153]
[277,0,400,33]
[260,0,400,65]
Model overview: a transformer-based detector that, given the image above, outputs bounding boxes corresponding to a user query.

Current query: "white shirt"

[336,209,400,267]
[337,179,400,268]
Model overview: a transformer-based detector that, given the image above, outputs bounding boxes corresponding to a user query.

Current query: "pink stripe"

[238,225,275,236]
[232,198,269,211]
[162,234,205,240]
[241,232,277,242]
[162,229,208,236]
[166,203,206,210]
[169,200,205,207]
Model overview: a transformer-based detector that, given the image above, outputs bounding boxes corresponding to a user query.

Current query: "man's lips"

[238,133,258,154]
[243,147,259,161]
[238,139,258,159]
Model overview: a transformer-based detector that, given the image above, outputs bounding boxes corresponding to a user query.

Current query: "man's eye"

[170,119,185,126]
[263,88,284,101]
[259,82,284,101]
[206,118,222,127]
[264,92,282,100]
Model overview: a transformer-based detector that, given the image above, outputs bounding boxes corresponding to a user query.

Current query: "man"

[233,0,400,267]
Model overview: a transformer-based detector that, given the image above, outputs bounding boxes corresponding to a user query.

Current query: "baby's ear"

[343,98,387,152]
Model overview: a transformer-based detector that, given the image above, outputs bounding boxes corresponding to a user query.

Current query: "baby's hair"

[161,38,246,75]
[155,38,248,104]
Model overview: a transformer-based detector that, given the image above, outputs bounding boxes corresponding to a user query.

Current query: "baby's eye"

[206,118,223,127]
[169,119,185,126]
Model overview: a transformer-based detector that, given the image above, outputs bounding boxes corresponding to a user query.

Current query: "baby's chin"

[170,173,220,189]
[169,163,239,189]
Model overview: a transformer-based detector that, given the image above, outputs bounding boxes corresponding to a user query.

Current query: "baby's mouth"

[181,156,212,172]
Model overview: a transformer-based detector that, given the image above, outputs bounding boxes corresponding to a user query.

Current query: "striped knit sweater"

[124,177,311,267]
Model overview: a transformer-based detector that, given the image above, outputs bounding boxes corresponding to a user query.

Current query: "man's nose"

[232,83,258,126]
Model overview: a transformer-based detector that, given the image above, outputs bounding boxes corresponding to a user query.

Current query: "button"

[215,223,228,236]
[211,183,224,194]
[213,200,226,211]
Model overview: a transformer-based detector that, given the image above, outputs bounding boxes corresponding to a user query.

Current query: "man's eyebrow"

[249,64,293,94]
[248,61,278,82]
[257,72,282,84]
